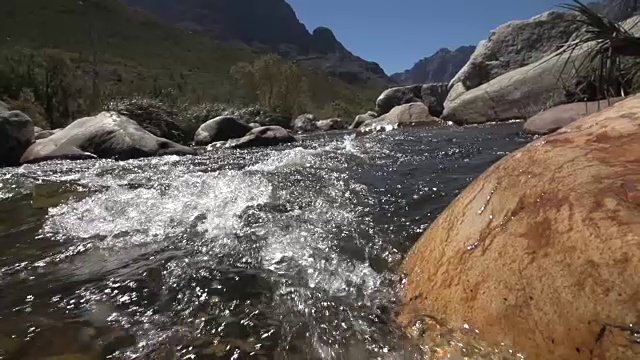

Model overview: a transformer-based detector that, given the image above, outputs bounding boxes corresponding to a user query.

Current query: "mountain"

[121,0,391,86]
[0,0,380,123]
[390,46,476,85]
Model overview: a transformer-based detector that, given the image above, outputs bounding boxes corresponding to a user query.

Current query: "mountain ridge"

[120,0,392,86]
[391,45,476,85]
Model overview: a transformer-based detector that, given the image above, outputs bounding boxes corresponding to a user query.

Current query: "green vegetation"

[0,0,380,129]
[558,0,640,99]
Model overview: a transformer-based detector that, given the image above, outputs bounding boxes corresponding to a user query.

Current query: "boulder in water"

[0,110,35,167]
[421,83,449,117]
[524,98,624,135]
[375,85,422,115]
[360,103,445,132]
[194,116,252,146]
[316,118,346,131]
[400,95,640,359]
[35,128,61,140]
[0,100,9,113]
[291,113,317,132]
[21,112,195,163]
[226,126,296,149]
[349,111,377,129]
[254,113,292,129]
[110,98,190,145]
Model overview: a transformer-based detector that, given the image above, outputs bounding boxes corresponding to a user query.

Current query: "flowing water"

[0,124,531,359]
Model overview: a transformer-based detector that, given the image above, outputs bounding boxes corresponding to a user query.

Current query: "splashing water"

[0,125,531,359]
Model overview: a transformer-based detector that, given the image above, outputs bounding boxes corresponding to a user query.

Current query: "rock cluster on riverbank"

[352,11,640,136]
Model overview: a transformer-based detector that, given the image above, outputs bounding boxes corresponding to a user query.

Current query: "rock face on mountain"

[122,0,390,85]
[446,11,583,107]
[391,46,475,85]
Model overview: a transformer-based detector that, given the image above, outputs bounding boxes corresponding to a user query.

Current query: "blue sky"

[287,0,563,74]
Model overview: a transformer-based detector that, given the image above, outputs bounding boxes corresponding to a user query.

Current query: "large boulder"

[226,126,296,149]
[349,111,377,129]
[375,85,422,115]
[109,98,189,144]
[291,114,317,133]
[21,112,195,163]
[443,15,640,125]
[377,84,449,117]
[193,116,252,146]
[0,111,35,167]
[34,128,61,140]
[400,96,640,359]
[524,98,624,135]
[316,118,346,131]
[360,103,445,132]
[421,83,449,117]
[446,11,583,107]
[254,113,292,129]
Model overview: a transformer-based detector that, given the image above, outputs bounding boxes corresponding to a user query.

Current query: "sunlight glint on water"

[0,125,531,359]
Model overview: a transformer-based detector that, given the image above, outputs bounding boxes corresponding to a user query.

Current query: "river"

[0,123,531,359]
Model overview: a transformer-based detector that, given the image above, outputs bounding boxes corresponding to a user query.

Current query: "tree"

[231,54,309,116]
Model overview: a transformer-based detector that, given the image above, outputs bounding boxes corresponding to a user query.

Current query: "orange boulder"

[400,96,640,359]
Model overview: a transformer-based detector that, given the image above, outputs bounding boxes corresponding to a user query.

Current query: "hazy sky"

[287,0,562,74]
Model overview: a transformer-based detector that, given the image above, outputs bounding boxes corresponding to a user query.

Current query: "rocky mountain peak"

[310,26,346,54]
[391,45,476,85]
[121,0,391,86]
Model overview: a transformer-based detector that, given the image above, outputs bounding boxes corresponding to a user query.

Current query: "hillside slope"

[0,0,380,121]
[121,0,391,86]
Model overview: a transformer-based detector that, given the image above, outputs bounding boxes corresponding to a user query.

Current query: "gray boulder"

[360,103,446,133]
[376,85,422,115]
[350,111,377,129]
[446,11,583,107]
[35,129,61,140]
[421,83,449,117]
[21,112,195,163]
[194,116,252,146]
[0,101,9,113]
[0,111,35,166]
[254,113,292,129]
[524,98,624,135]
[110,98,189,144]
[442,16,640,125]
[227,126,297,149]
[291,114,317,132]
[316,118,346,131]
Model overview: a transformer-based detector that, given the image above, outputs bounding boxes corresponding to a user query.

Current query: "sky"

[287,0,563,74]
